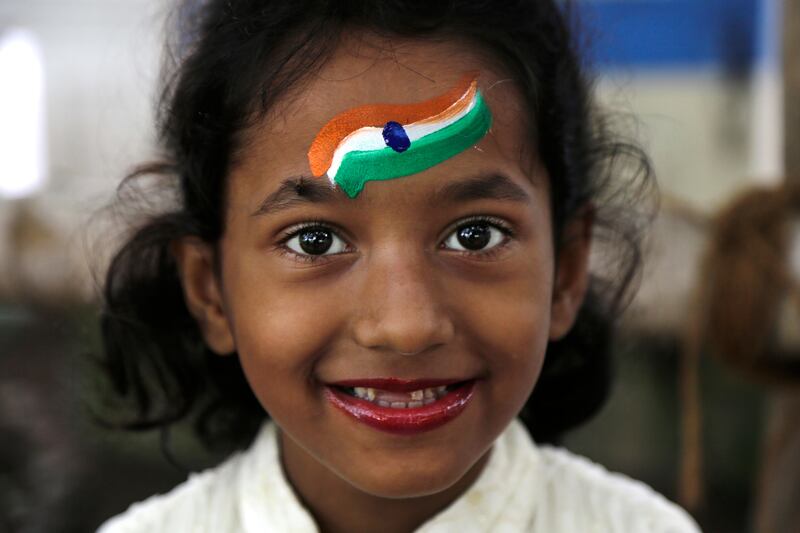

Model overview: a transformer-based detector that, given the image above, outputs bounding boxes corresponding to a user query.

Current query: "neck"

[279,431,490,533]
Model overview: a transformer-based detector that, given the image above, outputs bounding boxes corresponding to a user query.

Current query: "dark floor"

[565,334,765,533]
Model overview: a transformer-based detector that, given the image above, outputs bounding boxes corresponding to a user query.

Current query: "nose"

[351,247,455,355]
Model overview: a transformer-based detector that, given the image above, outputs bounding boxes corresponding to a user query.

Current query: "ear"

[549,205,593,341]
[171,237,236,355]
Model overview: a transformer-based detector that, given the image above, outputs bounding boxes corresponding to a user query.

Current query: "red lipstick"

[324,379,475,435]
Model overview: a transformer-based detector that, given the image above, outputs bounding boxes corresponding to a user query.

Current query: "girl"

[96,0,701,531]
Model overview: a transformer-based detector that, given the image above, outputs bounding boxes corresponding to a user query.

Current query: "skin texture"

[174,35,592,533]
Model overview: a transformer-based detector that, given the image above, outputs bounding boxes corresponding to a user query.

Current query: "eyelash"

[439,215,514,259]
[276,215,514,264]
[275,219,350,264]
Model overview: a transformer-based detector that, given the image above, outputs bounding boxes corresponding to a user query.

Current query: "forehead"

[231,34,537,204]
[296,36,510,120]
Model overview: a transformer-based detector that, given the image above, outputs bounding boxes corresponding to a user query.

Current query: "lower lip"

[324,381,476,435]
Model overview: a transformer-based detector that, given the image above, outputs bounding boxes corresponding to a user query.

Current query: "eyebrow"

[251,175,338,217]
[251,173,531,217]
[430,173,531,206]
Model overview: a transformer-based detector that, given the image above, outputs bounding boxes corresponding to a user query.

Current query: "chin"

[341,449,483,500]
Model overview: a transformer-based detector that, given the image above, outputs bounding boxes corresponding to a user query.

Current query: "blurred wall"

[584,0,785,333]
[0,0,161,302]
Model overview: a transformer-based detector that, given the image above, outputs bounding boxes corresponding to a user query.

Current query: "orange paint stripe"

[308,74,477,177]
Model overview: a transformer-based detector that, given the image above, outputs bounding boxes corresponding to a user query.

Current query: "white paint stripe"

[405,93,477,141]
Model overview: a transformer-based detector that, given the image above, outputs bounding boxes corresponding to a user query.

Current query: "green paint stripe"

[335,93,493,198]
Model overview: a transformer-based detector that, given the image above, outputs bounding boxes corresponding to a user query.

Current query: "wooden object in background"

[755,2,800,532]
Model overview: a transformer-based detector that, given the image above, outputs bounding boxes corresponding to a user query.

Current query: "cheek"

[220,254,349,411]
[454,248,554,383]
[460,241,554,340]
[482,291,550,389]
[223,245,344,354]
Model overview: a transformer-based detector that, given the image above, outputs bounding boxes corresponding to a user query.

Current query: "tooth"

[378,400,391,407]
[366,388,376,401]
[410,390,424,401]
[391,402,407,409]
[423,397,436,405]
[408,401,423,408]
[424,388,435,399]
[354,387,366,398]
[436,386,447,394]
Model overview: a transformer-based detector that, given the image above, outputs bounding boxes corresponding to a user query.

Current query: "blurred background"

[0,0,798,532]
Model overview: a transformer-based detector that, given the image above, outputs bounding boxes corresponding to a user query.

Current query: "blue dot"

[382,121,411,153]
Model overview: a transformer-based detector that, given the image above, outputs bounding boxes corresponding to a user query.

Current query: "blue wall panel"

[578,0,764,70]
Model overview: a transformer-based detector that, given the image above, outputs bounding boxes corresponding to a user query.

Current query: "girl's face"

[177,35,590,511]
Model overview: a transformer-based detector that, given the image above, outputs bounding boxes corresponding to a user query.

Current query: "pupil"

[299,228,333,255]
[457,224,490,250]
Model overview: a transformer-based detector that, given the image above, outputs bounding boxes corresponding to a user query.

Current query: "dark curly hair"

[95,0,653,454]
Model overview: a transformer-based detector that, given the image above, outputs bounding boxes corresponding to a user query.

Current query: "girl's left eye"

[284,226,349,257]
[442,219,509,253]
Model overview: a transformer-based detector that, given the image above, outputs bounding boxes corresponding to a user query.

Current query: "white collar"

[235,419,541,532]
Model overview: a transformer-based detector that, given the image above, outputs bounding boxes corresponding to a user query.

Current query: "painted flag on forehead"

[307,75,493,198]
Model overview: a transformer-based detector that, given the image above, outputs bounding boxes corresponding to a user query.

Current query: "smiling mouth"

[324,379,476,434]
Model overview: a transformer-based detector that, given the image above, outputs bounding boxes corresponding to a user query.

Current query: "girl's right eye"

[283,225,349,257]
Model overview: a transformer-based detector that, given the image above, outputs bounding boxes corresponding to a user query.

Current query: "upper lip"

[327,378,472,392]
